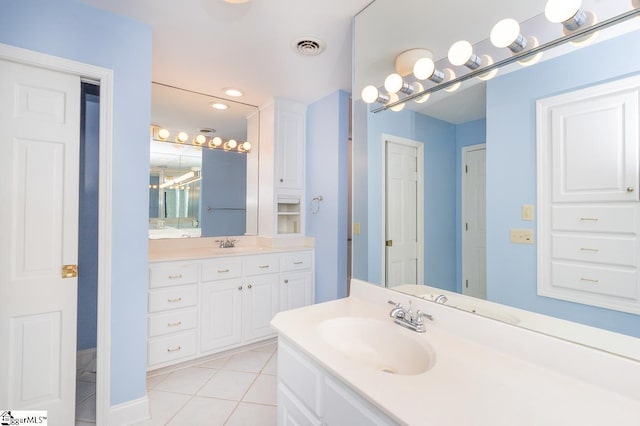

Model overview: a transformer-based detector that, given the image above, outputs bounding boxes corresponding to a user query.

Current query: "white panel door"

[0,60,80,424]
[385,141,420,287]
[200,280,243,352]
[280,272,313,312]
[462,146,487,299]
[243,274,278,342]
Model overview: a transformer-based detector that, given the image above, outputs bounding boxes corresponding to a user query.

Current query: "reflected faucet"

[434,295,448,304]
[215,237,238,248]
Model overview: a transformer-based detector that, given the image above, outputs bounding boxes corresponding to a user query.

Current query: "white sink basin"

[316,317,436,375]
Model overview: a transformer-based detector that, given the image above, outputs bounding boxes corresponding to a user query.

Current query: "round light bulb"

[384,73,404,94]
[545,0,582,23]
[448,40,474,66]
[413,57,435,80]
[209,136,223,148]
[223,87,243,97]
[361,85,380,104]
[176,132,189,143]
[157,128,170,140]
[194,134,206,145]
[210,102,229,110]
[490,18,521,48]
[241,141,252,151]
[227,139,238,149]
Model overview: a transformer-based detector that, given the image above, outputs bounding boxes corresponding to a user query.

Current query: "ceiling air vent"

[292,37,326,56]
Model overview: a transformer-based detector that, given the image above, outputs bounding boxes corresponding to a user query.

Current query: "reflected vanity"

[352,0,640,360]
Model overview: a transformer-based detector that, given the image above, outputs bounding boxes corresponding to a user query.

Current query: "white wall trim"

[0,42,114,425]
[380,133,424,287]
[108,395,150,426]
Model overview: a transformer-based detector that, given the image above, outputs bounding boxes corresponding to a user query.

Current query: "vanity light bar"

[151,126,252,153]
[370,6,640,113]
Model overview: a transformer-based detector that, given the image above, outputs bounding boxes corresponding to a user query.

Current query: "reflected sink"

[316,317,436,375]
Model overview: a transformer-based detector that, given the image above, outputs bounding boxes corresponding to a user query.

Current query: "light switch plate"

[353,222,361,235]
[510,228,534,244]
[522,204,534,221]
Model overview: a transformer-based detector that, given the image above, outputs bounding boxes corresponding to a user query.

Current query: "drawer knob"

[284,279,289,284]
[167,346,181,353]
[168,274,183,279]
[238,285,243,291]
[167,321,182,327]
[248,284,253,289]
[627,187,635,192]
[580,277,599,283]
[167,297,182,303]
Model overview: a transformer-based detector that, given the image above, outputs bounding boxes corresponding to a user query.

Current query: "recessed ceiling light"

[223,87,244,97]
[210,102,229,110]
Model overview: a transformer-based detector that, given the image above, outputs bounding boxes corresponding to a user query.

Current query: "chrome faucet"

[434,294,448,304]
[387,300,432,333]
[215,237,238,248]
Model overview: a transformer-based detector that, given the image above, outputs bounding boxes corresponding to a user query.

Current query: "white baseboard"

[109,395,150,426]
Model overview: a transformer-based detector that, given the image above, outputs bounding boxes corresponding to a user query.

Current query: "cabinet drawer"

[244,254,280,276]
[552,234,638,267]
[148,331,197,366]
[552,205,638,234]
[281,251,313,272]
[149,262,198,288]
[551,262,638,299]
[149,285,197,313]
[148,307,197,338]
[201,258,243,282]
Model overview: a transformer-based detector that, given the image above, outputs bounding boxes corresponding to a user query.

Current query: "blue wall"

[357,106,457,290]
[201,149,247,236]
[0,0,152,405]
[306,90,350,302]
[487,29,640,337]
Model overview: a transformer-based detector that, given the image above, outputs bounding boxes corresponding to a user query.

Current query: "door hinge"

[62,264,78,279]
[385,240,393,247]
[465,279,469,288]
[465,222,468,231]
[465,164,468,173]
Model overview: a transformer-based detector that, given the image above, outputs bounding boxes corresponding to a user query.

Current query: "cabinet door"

[280,271,313,312]
[323,376,396,426]
[200,280,243,353]
[538,77,640,203]
[243,274,279,341]
[278,383,322,426]
[275,101,306,191]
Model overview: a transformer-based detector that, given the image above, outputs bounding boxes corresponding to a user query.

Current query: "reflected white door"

[0,59,80,425]
[385,139,423,287]
[462,145,487,299]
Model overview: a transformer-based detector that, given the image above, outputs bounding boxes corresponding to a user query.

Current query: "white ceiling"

[80,0,373,107]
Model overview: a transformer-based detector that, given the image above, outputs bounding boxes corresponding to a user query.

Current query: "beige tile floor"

[139,341,278,426]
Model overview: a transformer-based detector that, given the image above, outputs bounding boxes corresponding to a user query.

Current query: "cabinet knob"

[284,279,289,284]
[627,187,635,192]
[279,178,283,183]
[238,285,243,291]
[248,284,253,289]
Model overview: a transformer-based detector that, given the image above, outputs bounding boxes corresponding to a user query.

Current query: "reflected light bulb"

[384,73,404,94]
[176,132,189,143]
[388,93,405,112]
[412,82,430,104]
[241,141,252,152]
[193,135,206,145]
[209,136,223,148]
[227,139,238,149]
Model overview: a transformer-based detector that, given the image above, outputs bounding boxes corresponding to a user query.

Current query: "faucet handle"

[415,310,433,323]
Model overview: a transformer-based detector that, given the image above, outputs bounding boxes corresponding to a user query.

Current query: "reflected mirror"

[149,82,259,239]
[353,0,640,358]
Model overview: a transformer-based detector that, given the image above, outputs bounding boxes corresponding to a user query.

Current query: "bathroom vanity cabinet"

[278,338,395,426]
[147,248,314,370]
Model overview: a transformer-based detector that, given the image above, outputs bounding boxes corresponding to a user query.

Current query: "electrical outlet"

[522,204,534,221]
[510,228,534,244]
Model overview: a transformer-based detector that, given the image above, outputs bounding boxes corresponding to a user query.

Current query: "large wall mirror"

[149,82,259,239]
[352,0,640,359]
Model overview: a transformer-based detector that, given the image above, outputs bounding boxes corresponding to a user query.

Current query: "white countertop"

[271,281,640,426]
